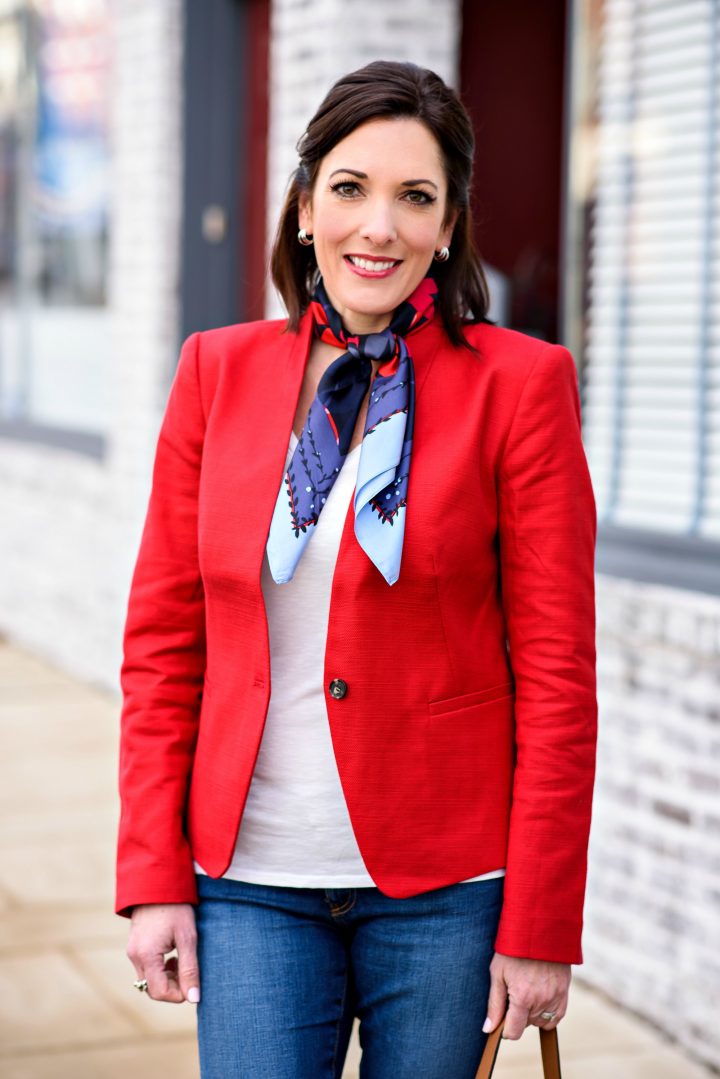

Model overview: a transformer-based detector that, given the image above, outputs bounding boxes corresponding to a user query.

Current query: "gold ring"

[133,978,149,993]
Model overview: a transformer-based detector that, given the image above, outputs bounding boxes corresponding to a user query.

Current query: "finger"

[482,973,508,1033]
[164,955,181,989]
[529,998,565,1029]
[529,991,567,1023]
[177,930,201,1004]
[502,997,531,1040]
[143,952,184,1003]
[163,955,186,999]
[126,935,146,982]
[127,953,145,982]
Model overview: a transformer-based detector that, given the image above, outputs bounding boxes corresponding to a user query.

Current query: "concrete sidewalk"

[0,639,713,1078]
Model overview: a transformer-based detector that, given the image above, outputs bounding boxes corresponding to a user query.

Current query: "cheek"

[313,209,352,249]
[406,216,444,252]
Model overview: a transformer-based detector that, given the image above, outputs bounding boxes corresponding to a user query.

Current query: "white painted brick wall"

[265,0,462,317]
[0,0,183,689]
[583,575,720,1072]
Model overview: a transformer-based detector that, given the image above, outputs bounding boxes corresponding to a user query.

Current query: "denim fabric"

[195,872,504,1079]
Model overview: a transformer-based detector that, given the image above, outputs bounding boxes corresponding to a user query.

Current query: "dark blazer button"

[329,678,348,699]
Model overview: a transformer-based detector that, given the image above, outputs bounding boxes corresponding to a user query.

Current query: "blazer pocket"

[428,680,515,718]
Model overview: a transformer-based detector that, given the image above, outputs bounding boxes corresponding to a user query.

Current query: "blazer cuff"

[115,864,199,920]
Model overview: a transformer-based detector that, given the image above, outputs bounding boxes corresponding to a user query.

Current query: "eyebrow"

[328,168,439,191]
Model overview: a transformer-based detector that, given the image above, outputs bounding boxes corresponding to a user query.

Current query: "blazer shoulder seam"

[497,340,561,471]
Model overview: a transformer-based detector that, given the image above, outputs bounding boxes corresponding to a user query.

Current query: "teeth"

[348,256,398,272]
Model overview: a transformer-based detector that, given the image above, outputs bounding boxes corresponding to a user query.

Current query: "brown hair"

[270,60,489,348]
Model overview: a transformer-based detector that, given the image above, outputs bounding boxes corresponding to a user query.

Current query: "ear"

[298,191,313,233]
[439,207,459,249]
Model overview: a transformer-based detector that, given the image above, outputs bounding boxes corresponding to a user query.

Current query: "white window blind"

[583,0,720,538]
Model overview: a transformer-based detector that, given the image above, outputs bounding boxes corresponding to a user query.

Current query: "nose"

[358,198,398,246]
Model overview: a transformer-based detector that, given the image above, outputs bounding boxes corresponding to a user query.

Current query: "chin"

[346,283,407,310]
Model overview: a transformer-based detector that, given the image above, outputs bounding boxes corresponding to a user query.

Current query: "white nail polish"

[187,986,200,1003]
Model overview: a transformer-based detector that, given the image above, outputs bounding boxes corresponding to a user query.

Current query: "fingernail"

[187,987,200,1003]
[482,1017,492,1033]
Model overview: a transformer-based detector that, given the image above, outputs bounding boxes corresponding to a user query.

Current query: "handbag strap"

[475,1018,562,1079]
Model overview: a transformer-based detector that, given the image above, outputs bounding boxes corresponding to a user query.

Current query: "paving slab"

[0,840,118,908]
[0,904,125,953]
[0,804,118,847]
[497,1043,715,1078]
[0,725,118,812]
[0,1039,200,1079]
[0,952,138,1054]
[0,646,80,689]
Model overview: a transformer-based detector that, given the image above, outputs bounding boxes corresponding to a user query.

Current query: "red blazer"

[116,309,597,964]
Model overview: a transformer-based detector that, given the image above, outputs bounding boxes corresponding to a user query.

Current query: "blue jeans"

[195,872,504,1079]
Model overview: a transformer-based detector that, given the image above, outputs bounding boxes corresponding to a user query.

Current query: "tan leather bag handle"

[475,1017,562,1079]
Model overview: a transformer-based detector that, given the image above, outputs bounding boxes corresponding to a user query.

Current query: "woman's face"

[298,118,456,335]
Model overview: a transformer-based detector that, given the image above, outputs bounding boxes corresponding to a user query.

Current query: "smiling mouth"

[345,255,402,273]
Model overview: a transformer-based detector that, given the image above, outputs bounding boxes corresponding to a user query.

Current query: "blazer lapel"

[212,310,314,586]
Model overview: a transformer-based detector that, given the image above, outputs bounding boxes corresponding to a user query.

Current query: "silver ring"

[540,1010,556,1021]
[133,978,149,993]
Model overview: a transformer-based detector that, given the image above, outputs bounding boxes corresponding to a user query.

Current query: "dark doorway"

[181,0,269,340]
[460,0,567,341]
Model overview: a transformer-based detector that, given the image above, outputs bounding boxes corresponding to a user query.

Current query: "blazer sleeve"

[115,332,206,918]
[494,343,598,965]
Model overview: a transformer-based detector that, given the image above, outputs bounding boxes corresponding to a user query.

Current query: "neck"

[339,311,392,336]
[319,283,394,336]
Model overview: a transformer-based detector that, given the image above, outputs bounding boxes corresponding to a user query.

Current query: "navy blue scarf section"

[265,275,437,585]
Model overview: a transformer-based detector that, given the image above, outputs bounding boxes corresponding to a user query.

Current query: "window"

[567,0,720,591]
[0,0,111,448]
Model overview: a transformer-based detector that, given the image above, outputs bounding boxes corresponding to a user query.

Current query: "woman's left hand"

[483,952,571,1040]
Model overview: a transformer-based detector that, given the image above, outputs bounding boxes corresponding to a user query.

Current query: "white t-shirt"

[195,431,505,887]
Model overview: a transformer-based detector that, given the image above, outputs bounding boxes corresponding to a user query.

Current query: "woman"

[117,60,597,1079]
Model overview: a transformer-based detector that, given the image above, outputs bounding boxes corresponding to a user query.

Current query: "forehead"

[318,117,446,180]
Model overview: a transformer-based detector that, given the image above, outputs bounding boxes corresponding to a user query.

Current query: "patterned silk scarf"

[265,275,438,586]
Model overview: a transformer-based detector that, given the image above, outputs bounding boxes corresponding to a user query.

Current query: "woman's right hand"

[127,902,200,1004]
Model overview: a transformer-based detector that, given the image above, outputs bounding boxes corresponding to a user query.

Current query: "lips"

[344,254,402,276]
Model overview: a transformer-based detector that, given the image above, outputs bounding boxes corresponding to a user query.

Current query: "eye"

[403,189,436,206]
[330,180,361,198]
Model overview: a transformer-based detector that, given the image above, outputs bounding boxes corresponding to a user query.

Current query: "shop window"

[0,0,111,447]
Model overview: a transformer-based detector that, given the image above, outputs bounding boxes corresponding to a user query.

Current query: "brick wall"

[0,0,183,689]
[582,574,720,1071]
[265,0,461,317]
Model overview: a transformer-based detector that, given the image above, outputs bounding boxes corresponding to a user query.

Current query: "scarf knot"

[346,331,397,366]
